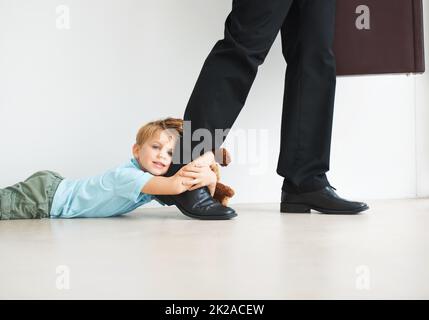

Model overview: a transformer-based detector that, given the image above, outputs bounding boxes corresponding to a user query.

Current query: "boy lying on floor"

[0,117,218,220]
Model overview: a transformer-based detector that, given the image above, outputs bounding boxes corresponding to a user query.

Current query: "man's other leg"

[277,0,337,193]
[277,0,369,214]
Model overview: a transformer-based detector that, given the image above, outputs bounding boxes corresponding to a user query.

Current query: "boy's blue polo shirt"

[50,158,163,218]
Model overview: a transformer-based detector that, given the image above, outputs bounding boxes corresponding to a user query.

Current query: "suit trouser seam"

[291,29,303,191]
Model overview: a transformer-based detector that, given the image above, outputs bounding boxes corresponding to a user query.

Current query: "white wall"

[0,0,428,205]
[417,0,429,197]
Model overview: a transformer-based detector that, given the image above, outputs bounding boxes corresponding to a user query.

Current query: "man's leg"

[277,0,337,193]
[158,0,296,219]
[277,0,369,214]
[166,0,295,176]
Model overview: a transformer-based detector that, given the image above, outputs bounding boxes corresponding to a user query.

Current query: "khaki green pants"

[0,171,64,220]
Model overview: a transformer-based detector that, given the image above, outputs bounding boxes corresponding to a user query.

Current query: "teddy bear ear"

[216,148,231,167]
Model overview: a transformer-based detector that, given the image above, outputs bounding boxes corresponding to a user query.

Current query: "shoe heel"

[281,202,311,213]
[155,195,175,206]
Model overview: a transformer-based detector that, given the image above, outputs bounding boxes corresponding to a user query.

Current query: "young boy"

[0,118,219,220]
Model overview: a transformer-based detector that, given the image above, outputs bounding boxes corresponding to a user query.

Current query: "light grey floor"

[1,198,429,300]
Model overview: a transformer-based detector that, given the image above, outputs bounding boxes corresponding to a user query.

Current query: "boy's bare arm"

[141,167,193,195]
[141,176,179,195]
[142,151,218,196]
[207,183,216,197]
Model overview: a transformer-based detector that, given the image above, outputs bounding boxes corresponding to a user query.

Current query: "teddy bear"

[210,148,235,206]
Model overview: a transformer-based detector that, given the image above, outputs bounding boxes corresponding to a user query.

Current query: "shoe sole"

[162,195,237,220]
[280,202,369,215]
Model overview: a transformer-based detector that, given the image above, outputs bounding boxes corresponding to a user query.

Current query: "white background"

[1,0,428,205]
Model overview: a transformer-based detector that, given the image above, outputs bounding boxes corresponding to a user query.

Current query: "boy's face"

[132,130,176,176]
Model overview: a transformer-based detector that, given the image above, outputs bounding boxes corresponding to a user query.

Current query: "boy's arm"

[141,175,188,195]
[142,151,218,196]
[189,151,216,167]
[141,176,177,195]
[207,183,216,197]
[192,148,229,167]
[141,164,197,196]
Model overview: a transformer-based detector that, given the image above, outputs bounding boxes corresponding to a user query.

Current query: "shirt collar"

[131,157,142,170]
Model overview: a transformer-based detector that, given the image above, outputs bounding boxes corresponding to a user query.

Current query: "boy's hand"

[180,163,217,191]
[171,166,197,194]
[189,151,215,168]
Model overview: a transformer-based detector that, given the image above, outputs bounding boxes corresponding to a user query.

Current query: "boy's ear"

[132,143,140,158]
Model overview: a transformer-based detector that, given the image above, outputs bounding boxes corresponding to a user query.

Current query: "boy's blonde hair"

[136,117,183,146]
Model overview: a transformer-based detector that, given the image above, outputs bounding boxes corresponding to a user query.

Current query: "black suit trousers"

[166,0,337,193]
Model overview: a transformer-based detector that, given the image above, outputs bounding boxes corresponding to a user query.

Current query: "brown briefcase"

[333,0,425,76]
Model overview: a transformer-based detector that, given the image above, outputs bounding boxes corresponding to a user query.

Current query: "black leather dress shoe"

[281,186,369,214]
[155,187,237,220]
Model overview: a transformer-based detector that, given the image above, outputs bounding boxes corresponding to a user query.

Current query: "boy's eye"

[152,145,159,149]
